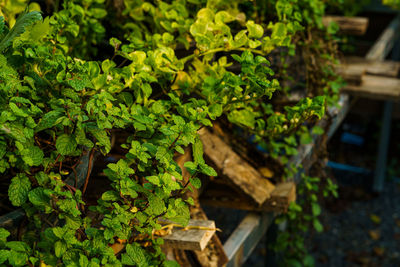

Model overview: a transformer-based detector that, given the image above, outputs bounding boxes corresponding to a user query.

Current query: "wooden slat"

[322,16,369,35]
[338,57,400,85]
[262,182,296,212]
[366,14,400,61]
[342,56,400,77]
[199,128,275,205]
[190,204,229,267]
[224,213,274,267]
[343,75,400,100]
[176,146,229,266]
[162,220,216,251]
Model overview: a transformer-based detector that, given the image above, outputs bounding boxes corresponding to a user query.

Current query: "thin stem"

[82,148,96,195]
[180,47,264,64]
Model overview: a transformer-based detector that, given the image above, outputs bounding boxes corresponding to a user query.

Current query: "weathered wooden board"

[174,146,229,266]
[366,14,400,61]
[262,182,296,212]
[338,57,400,84]
[163,220,216,251]
[343,75,400,100]
[190,204,229,267]
[199,128,275,205]
[344,56,400,77]
[322,16,369,35]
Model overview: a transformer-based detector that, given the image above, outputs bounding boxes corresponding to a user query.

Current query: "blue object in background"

[340,132,364,146]
[327,161,371,175]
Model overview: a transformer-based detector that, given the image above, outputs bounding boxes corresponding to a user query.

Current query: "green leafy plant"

[0,0,345,265]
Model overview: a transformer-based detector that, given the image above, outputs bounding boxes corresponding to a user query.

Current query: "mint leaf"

[56,134,77,155]
[190,177,201,189]
[28,188,50,208]
[8,174,31,206]
[0,228,10,241]
[35,111,63,132]
[0,250,9,264]
[21,146,44,166]
[122,244,147,267]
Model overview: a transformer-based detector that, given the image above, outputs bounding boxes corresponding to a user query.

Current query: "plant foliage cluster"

[0,0,380,265]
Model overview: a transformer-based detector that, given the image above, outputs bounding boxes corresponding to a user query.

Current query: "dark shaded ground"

[244,115,400,266]
[311,180,400,267]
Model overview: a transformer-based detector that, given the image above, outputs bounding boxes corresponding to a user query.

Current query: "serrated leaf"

[8,174,31,206]
[7,250,28,266]
[192,138,204,164]
[101,191,119,201]
[148,194,165,215]
[228,108,256,129]
[35,111,63,132]
[0,11,42,52]
[79,254,89,267]
[122,244,147,266]
[54,241,66,258]
[0,228,10,241]
[190,177,201,189]
[146,176,160,186]
[199,163,217,176]
[0,250,9,264]
[6,241,29,252]
[21,146,44,166]
[28,187,50,208]
[89,128,111,153]
[56,134,77,156]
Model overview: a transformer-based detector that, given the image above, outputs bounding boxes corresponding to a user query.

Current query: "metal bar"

[371,19,400,192]
[373,101,393,192]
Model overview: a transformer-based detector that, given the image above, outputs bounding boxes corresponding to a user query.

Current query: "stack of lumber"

[340,14,400,100]
[340,57,400,99]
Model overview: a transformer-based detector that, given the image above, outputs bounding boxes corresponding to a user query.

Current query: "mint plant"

[0,0,347,265]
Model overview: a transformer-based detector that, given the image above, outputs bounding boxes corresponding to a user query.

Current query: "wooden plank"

[341,56,400,77]
[366,14,400,60]
[190,205,229,267]
[343,75,400,100]
[176,146,229,266]
[224,213,274,267]
[262,182,296,213]
[162,220,216,251]
[322,16,369,35]
[199,128,275,205]
[338,57,400,85]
